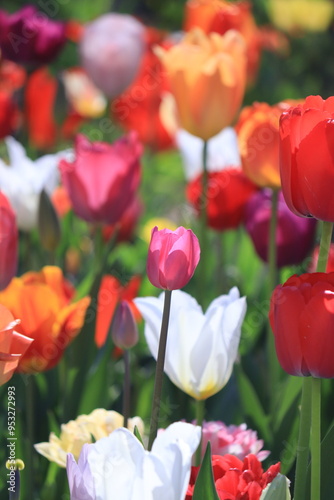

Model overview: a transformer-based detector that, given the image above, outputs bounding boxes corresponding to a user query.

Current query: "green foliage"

[193,442,220,500]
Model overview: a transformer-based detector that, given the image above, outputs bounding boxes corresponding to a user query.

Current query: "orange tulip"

[0,305,33,385]
[156,29,246,140]
[0,267,90,373]
[236,101,295,188]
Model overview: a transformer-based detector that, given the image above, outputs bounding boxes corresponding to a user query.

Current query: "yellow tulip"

[268,0,334,33]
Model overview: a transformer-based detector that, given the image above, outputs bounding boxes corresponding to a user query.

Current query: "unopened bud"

[111,301,138,349]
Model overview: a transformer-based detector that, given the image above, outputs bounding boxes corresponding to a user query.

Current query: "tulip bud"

[147,226,200,290]
[111,301,139,350]
[38,189,61,252]
[0,192,18,290]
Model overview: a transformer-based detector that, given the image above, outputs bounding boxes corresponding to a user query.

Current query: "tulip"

[184,0,280,85]
[111,301,139,350]
[101,197,143,245]
[186,168,258,231]
[146,226,200,290]
[0,305,33,385]
[176,127,241,181]
[267,0,334,33]
[59,132,142,225]
[66,422,201,500]
[269,272,334,377]
[236,101,296,188]
[35,409,144,468]
[186,454,280,499]
[244,189,316,268]
[156,29,246,140]
[0,266,90,373]
[0,192,18,290]
[134,288,246,400]
[0,90,19,139]
[0,5,66,65]
[0,136,69,231]
[95,275,141,348]
[201,421,270,461]
[279,95,334,221]
[79,13,146,98]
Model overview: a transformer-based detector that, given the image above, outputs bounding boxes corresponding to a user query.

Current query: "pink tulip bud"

[0,192,18,290]
[111,301,139,349]
[147,226,200,290]
[79,13,146,98]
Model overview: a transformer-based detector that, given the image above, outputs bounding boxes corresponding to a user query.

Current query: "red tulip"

[186,168,258,231]
[59,132,142,225]
[0,192,18,290]
[0,5,66,65]
[95,275,141,348]
[270,272,334,377]
[186,453,280,500]
[279,95,334,221]
[147,226,200,290]
[0,305,33,385]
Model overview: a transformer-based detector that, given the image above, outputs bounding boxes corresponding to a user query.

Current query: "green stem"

[123,350,130,430]
[198,141,209,308]
[25,376,35,498]
[195,399,205,466]
[267,188,280,410]
[311,378,321,500]
[294,377,312,500]
[316,221,333,272]
[148,290,172,450]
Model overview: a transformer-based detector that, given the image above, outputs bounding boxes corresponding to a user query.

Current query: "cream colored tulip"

[156,29,246,140]
[35,409,144,467]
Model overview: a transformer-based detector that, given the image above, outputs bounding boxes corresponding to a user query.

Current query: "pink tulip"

[0,192,18,290]
[59,132,142,225]
[0,305,33,385]
[147,226,200,290]
[79,13,146,98]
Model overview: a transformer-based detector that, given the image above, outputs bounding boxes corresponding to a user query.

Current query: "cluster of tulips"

[1,1,334,500]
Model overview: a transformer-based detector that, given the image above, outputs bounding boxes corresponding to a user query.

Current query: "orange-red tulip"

[236,101,295,188]
[0,266,90,373]
[156,29,246,140]
[0,305,33,385]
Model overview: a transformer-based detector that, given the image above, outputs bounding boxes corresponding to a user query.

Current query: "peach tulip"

[156,29,246,140]
[0,305,33,385]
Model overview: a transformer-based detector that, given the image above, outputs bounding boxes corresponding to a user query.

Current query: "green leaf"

[235,365,272,444]
[134,426,144,447]
[192,442,219,500]
[273,377,303,432]
[260,474,291,499]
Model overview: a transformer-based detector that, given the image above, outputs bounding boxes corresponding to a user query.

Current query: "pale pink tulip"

[0,305,33,385]
[147,226,200,290]
[79,13,146,98]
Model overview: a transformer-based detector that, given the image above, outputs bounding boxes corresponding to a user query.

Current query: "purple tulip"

[244,189,316,268]
[0,5,66,65]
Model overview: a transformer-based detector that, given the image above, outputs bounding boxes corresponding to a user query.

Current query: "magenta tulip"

[79,13,146,98]
[0,5,66,65]
[0,192,18,290]
[59,132,142,225]
[147,226,200,290]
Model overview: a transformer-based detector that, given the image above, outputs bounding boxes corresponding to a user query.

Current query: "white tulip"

[134,288,246,400]
[0,137,71,231]
[66,422,201,500]
[176,127,241,181]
